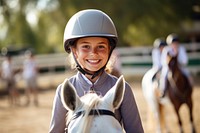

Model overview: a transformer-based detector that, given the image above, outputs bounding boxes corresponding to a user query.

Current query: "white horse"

[142,68,168,133]
[61,75,126,133]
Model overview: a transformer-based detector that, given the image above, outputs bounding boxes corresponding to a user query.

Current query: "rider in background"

[22,50,39,106]
[160,33,191,98]
[49,9,144,133]
[1,55,20,106]
[152,38,167,79]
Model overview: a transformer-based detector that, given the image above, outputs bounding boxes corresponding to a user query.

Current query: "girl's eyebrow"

[98,42,107,44]
[79,41,107,44]
[80,41,89,44]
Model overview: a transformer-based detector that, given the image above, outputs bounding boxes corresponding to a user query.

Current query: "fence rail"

[0,43,200,76]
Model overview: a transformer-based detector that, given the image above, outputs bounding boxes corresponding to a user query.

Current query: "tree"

[0,0,197,54]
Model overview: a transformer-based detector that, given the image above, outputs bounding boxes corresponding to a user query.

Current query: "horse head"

[167,53,179,74]
[61,75,125,133]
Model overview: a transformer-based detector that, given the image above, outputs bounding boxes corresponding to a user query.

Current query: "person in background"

[1,55,20,106]
[151,38,167,79]
[160,33,192,97]
[49,9,144,133]
[23,50,39,106]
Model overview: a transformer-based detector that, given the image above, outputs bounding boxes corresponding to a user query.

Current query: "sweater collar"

[77,71,109,87]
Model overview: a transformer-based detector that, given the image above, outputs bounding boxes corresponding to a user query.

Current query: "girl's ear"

[61,79,82,111]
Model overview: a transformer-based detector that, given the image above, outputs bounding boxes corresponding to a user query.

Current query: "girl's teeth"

[88,60,99,63]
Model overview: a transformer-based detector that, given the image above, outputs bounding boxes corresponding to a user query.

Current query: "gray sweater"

[49,71,144,133]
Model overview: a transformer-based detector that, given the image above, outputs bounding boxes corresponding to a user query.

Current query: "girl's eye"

[82,45,90,49]
[98,45,106,49]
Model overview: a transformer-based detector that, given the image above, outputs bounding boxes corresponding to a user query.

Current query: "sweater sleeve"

[49,84,67,133]
[152,48,161,69]
[121,83,144,133]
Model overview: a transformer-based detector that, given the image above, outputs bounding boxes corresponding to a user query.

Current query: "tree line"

[0,0,198,54]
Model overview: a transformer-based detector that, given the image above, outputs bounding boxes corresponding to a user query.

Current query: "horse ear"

[103,75,125,109]
[61,79,82,111]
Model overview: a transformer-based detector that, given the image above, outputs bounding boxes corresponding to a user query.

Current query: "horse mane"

[68,92,101,133]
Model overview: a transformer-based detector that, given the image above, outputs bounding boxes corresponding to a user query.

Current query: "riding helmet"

[63,9,118,53]
[153,38,167,48]
[166,33,179,45]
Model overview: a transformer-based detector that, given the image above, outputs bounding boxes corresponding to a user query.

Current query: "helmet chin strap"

[76,64,106,79]
[71,48,113,79]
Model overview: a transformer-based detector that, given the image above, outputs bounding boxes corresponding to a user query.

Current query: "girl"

[23,51,38,106]
[49,9,144,133]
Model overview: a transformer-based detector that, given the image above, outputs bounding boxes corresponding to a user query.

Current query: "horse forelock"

[67,93,102,133]
[81,93,101,114]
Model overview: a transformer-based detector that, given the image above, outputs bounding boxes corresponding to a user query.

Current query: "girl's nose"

[91,47,97,54]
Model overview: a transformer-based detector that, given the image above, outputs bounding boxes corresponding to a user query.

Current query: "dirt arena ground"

[0,73,199,133]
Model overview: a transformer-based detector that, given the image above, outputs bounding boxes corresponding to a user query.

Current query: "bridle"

[66,109,116,131]
[71,109,116,120]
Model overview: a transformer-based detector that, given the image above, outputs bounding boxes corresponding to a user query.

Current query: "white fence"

[0,43,200,76]
[118,43,200,76]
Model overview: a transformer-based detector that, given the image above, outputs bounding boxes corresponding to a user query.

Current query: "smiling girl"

[49,9,144,133]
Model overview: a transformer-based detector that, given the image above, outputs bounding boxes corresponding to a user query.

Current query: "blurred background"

[0,0,200,53]
[0,0,200,133]
[1,0,200,76]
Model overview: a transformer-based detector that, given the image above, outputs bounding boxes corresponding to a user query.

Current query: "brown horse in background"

[166,54,196,133]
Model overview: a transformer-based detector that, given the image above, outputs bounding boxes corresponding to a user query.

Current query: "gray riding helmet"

[63,9,118,53]
[153,38,167,48]
[166,33,179,45]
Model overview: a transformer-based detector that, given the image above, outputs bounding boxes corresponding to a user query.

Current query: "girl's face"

[171,41,179,54]
[72,37,110,74]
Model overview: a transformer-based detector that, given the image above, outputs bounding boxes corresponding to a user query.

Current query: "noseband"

[72,109,116,120]
[66,109,116,132]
